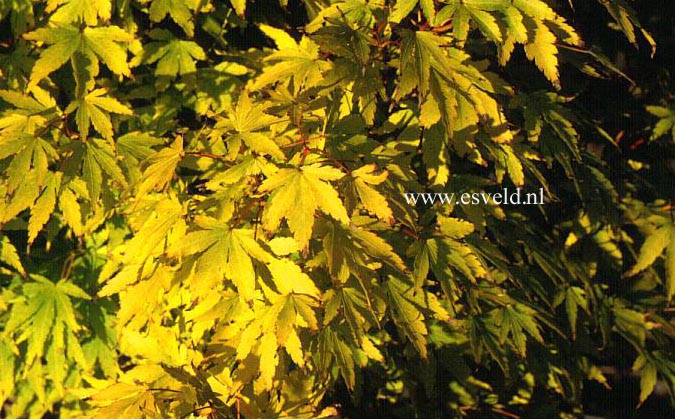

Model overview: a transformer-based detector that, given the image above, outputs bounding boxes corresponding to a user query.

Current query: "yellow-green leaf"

[259,164,349,249]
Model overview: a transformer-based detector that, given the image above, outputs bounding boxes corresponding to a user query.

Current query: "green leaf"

[4,275,90,392]
[318,328,356,389]
[491,303,543,356]
[647,105,675,142]
[142,29,206,78]
[249,35,328,92]
[24,24,133,89]
[259,164,349,249]
[28,171,61,244]
[389,0,418,24]
[398,31,512,142]
[66,88,132,140]
[215,92,285,160]
[50,0,112,26]
[324,286,379,342]
[0,341,15,407]
[599,0,656,57]
[82,138,127,204]
[149,0,196,36]
[59,182,84,236]
[523,21,560,88]
[0,236,25,276]
[0,133,58,194]
[626,223,674,277]
[116,132,163,182]
[554,286,588,339]
[633,355,658,405]
[344,164,393,224]
[169,216,273,301]
[436,0,505,44]
[665,235,675,302]
[384,276,429,358]
[135,136,183,201]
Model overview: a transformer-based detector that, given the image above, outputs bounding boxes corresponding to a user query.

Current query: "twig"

[281,139,309,148]
[491,407,521,419]
[179,405,211,419]
[60,251,77,281]
[185,151,229,161]
[239,397,256,419]
[307,148,352,174]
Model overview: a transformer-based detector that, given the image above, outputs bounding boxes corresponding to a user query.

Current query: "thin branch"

[307,148,352,174]
[179,405,211,419]
[491,407,521,419]
[281,139,309,148]
[185,151,229,161]
[239,397,256,419]
[555,43,590,54]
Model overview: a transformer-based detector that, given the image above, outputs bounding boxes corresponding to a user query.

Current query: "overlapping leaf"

[24,24,133,88]
[259,164,350,249]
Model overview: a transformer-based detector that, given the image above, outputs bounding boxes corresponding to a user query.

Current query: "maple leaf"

[435,0,506,44]
[626,223,675,301]
[134,136,183,201]
[600,0,656,57]
[259,164,350,249]
[390,0,436,24]
[647,105,675,142]
[214,92,285,160]
[258,332,279,389]
[0,133,58,194]
[115,265,173,331]
[28,171,61,244]
[0,171,40,225]
[0,341,15,408]
[4,275,90,392]
[408,216,487,289]
[88,381,159,419]
[398,31,512,143]
[250,26,329,91]
[141,29,206,79]
[169,216,273,301]
[149,0,196,37]
[268,258,321,298]
[343,164,394,224]
[65,88,132,140]
[0,236,25,277]
[3,1,674,417]
[324,285,380,342]
[58,179,86,237]
[0,88,58,128]
[524,21,560,89]
[98,198,183,296]
[553,286,589,339]
[81,138,127,204]
[235,292,318,390]
[24,24,133,89]
[317,328,356,389]
[490,303,544,357]
[230,0,245,17]
[116,132,163,183]
[0,89,60,193]
[50,0,112,26]
[383,276,430,358]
